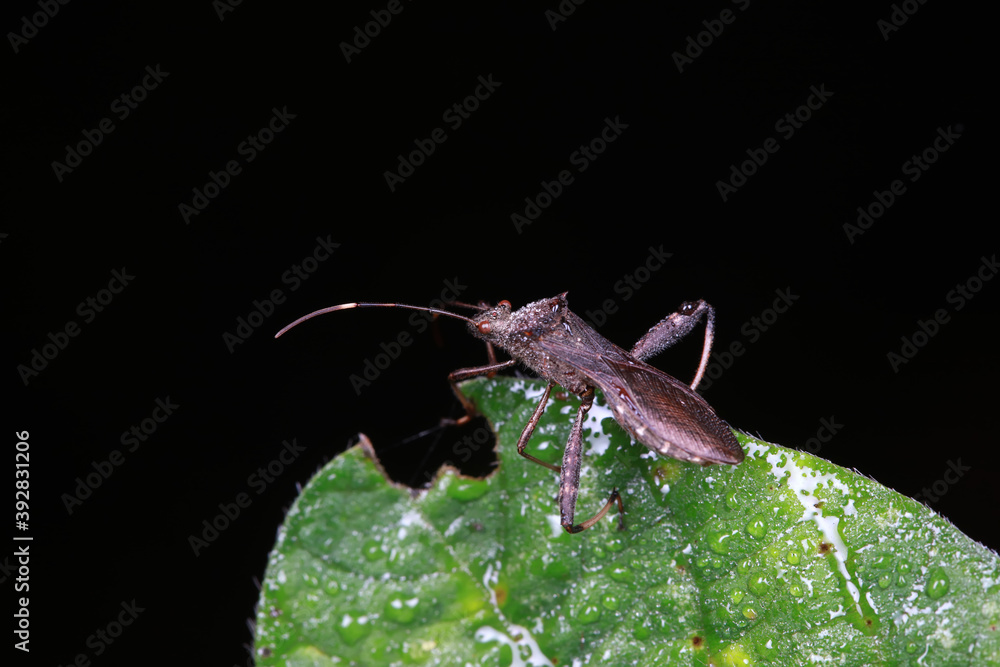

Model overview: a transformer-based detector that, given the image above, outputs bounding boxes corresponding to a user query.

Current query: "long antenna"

[274,302,477,339]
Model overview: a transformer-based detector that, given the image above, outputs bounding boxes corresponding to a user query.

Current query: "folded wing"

[533,322,743,465]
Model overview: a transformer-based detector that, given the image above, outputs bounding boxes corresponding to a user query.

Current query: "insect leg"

[444,360,518,424]
[514,380,561,472]
[629,300,716,390]
[559,388,626,533]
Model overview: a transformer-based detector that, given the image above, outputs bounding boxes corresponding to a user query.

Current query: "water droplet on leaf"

[925,567,950,600]
[362,540,385,561]
[746,515,767,539]
[577,603,601,624]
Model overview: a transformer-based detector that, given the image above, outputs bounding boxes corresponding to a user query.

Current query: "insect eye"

[499,300,511,309]
[478,321,491,334]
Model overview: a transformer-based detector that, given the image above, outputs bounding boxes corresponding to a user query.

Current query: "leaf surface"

[255,376,1000,666]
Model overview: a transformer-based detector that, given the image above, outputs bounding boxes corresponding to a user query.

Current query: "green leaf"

[255,376,1000,666]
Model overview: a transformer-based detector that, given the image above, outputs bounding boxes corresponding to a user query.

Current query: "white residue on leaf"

[584,401,615,457]
[444,517,464,537]
[483,561,500,595]
[391,597,419,609]
[807,653,837,663]
[928,624,956,650]
[545,514,563,538]
[522,382,549,401]
[341,613,369,627]
[397,509,425,541]
[475,624,552,667]
[843,498,857,516]
[752,439,863,617]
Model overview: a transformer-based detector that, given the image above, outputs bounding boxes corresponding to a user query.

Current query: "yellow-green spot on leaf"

[286,645,330,662]
[447,572,487,617]
[711,643,754,667]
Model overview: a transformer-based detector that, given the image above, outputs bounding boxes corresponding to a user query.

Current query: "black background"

[3,1,996,665]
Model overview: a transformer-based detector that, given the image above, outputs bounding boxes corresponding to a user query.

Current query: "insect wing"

[600,357,743,465]
[532,322,743,465]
